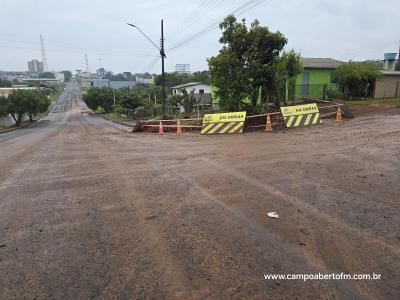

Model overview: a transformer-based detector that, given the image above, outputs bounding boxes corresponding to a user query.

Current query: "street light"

[127,21,166,117]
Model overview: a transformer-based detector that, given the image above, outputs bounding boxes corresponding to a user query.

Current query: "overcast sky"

[1,0,399,74]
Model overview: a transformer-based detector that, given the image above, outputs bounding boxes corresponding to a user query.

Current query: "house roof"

[301,58,344,69]
[171,82,205,89]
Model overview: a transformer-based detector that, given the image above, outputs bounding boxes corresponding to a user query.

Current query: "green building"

[293,58,344,100]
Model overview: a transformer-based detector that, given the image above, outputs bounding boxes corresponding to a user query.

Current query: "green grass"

[346,98,400,107]
[0,120,34,133]
[0,125,8,133]
[34,112,47,120]
[95,106,106,114]
[49,85,65,103]
[110,112,129,120]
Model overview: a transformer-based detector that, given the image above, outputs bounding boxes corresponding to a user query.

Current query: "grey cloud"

[0,0,399,73]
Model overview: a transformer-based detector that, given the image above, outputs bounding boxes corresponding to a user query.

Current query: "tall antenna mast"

[40,34,48,71]
[99,57,103,68]
[85,53,89,72]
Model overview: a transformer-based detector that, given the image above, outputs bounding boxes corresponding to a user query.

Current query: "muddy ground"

[349,101,400,117]
[0,83,399,299]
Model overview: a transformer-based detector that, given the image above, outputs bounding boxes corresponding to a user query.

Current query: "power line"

[184,0,225,28]
[167,0,216,35]
[168,0,271,52]
[167,0,270,51]
[167,0,225,46]
[140,56,161,73]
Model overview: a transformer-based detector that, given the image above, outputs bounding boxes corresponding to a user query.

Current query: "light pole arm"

[127,23,161,53]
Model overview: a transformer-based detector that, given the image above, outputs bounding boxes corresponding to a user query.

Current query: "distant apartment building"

[175,64,191,75]
[96,68,106,78]
[27,59,44,74]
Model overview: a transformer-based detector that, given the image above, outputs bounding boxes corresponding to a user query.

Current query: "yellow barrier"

[201,112,247,135]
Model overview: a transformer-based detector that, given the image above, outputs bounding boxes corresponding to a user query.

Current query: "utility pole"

[128,21,167,118]
[160,20,166,118]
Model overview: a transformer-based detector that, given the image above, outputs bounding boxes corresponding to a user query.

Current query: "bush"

[115,89,142,110]
[334,62,381,100]
[113,105,128,116]
[95,106,106,114]
[83,87,114,113]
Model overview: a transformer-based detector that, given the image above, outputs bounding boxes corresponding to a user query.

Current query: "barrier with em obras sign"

[201,111,247,135]
[280,103,322,128]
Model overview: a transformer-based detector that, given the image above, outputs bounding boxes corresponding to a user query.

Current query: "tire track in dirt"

[156,149,399,299]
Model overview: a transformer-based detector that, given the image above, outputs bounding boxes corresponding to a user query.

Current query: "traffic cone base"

[265,114,273,132]
[176,119,182,134]
[336,106,344,124]
[159,121,164,134]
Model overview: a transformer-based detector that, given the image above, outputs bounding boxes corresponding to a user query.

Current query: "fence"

[139,101,344,134]
[287,84,343,103]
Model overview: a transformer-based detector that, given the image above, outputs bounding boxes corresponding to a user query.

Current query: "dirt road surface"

[0,82,399,299]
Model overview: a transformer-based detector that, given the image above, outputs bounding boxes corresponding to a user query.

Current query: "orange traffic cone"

[265,113,273,132]
[336,105,344,124]
[176,119,182,134]
[158,120,164,134]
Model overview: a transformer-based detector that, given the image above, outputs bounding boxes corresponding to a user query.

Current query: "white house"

[171,82,211,96]
[171,82,213,113]
[55,73,65,83]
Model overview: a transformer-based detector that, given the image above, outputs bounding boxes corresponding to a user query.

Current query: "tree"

[134,72,153,79]
[208,15,301,112]
[181,89,196,113]
[154,71,211,88]
[275,50,303,106]
[167,94,182,114]
[0,78,12,87]
[334,62,381,99]
[83,87,114,113]
[26,92,50,121]
[0,96,8,117]
[39,72,55,79]
[115,88,142,110]
[192,71,211,85]
[5,90,49,126]
[104,73,132,81]
[61,70,72,82]
[155,72,189,88]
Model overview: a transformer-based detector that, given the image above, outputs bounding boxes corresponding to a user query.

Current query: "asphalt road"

[0,82,399,299]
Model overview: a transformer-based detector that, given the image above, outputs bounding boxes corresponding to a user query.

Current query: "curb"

[101,115,136,128]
